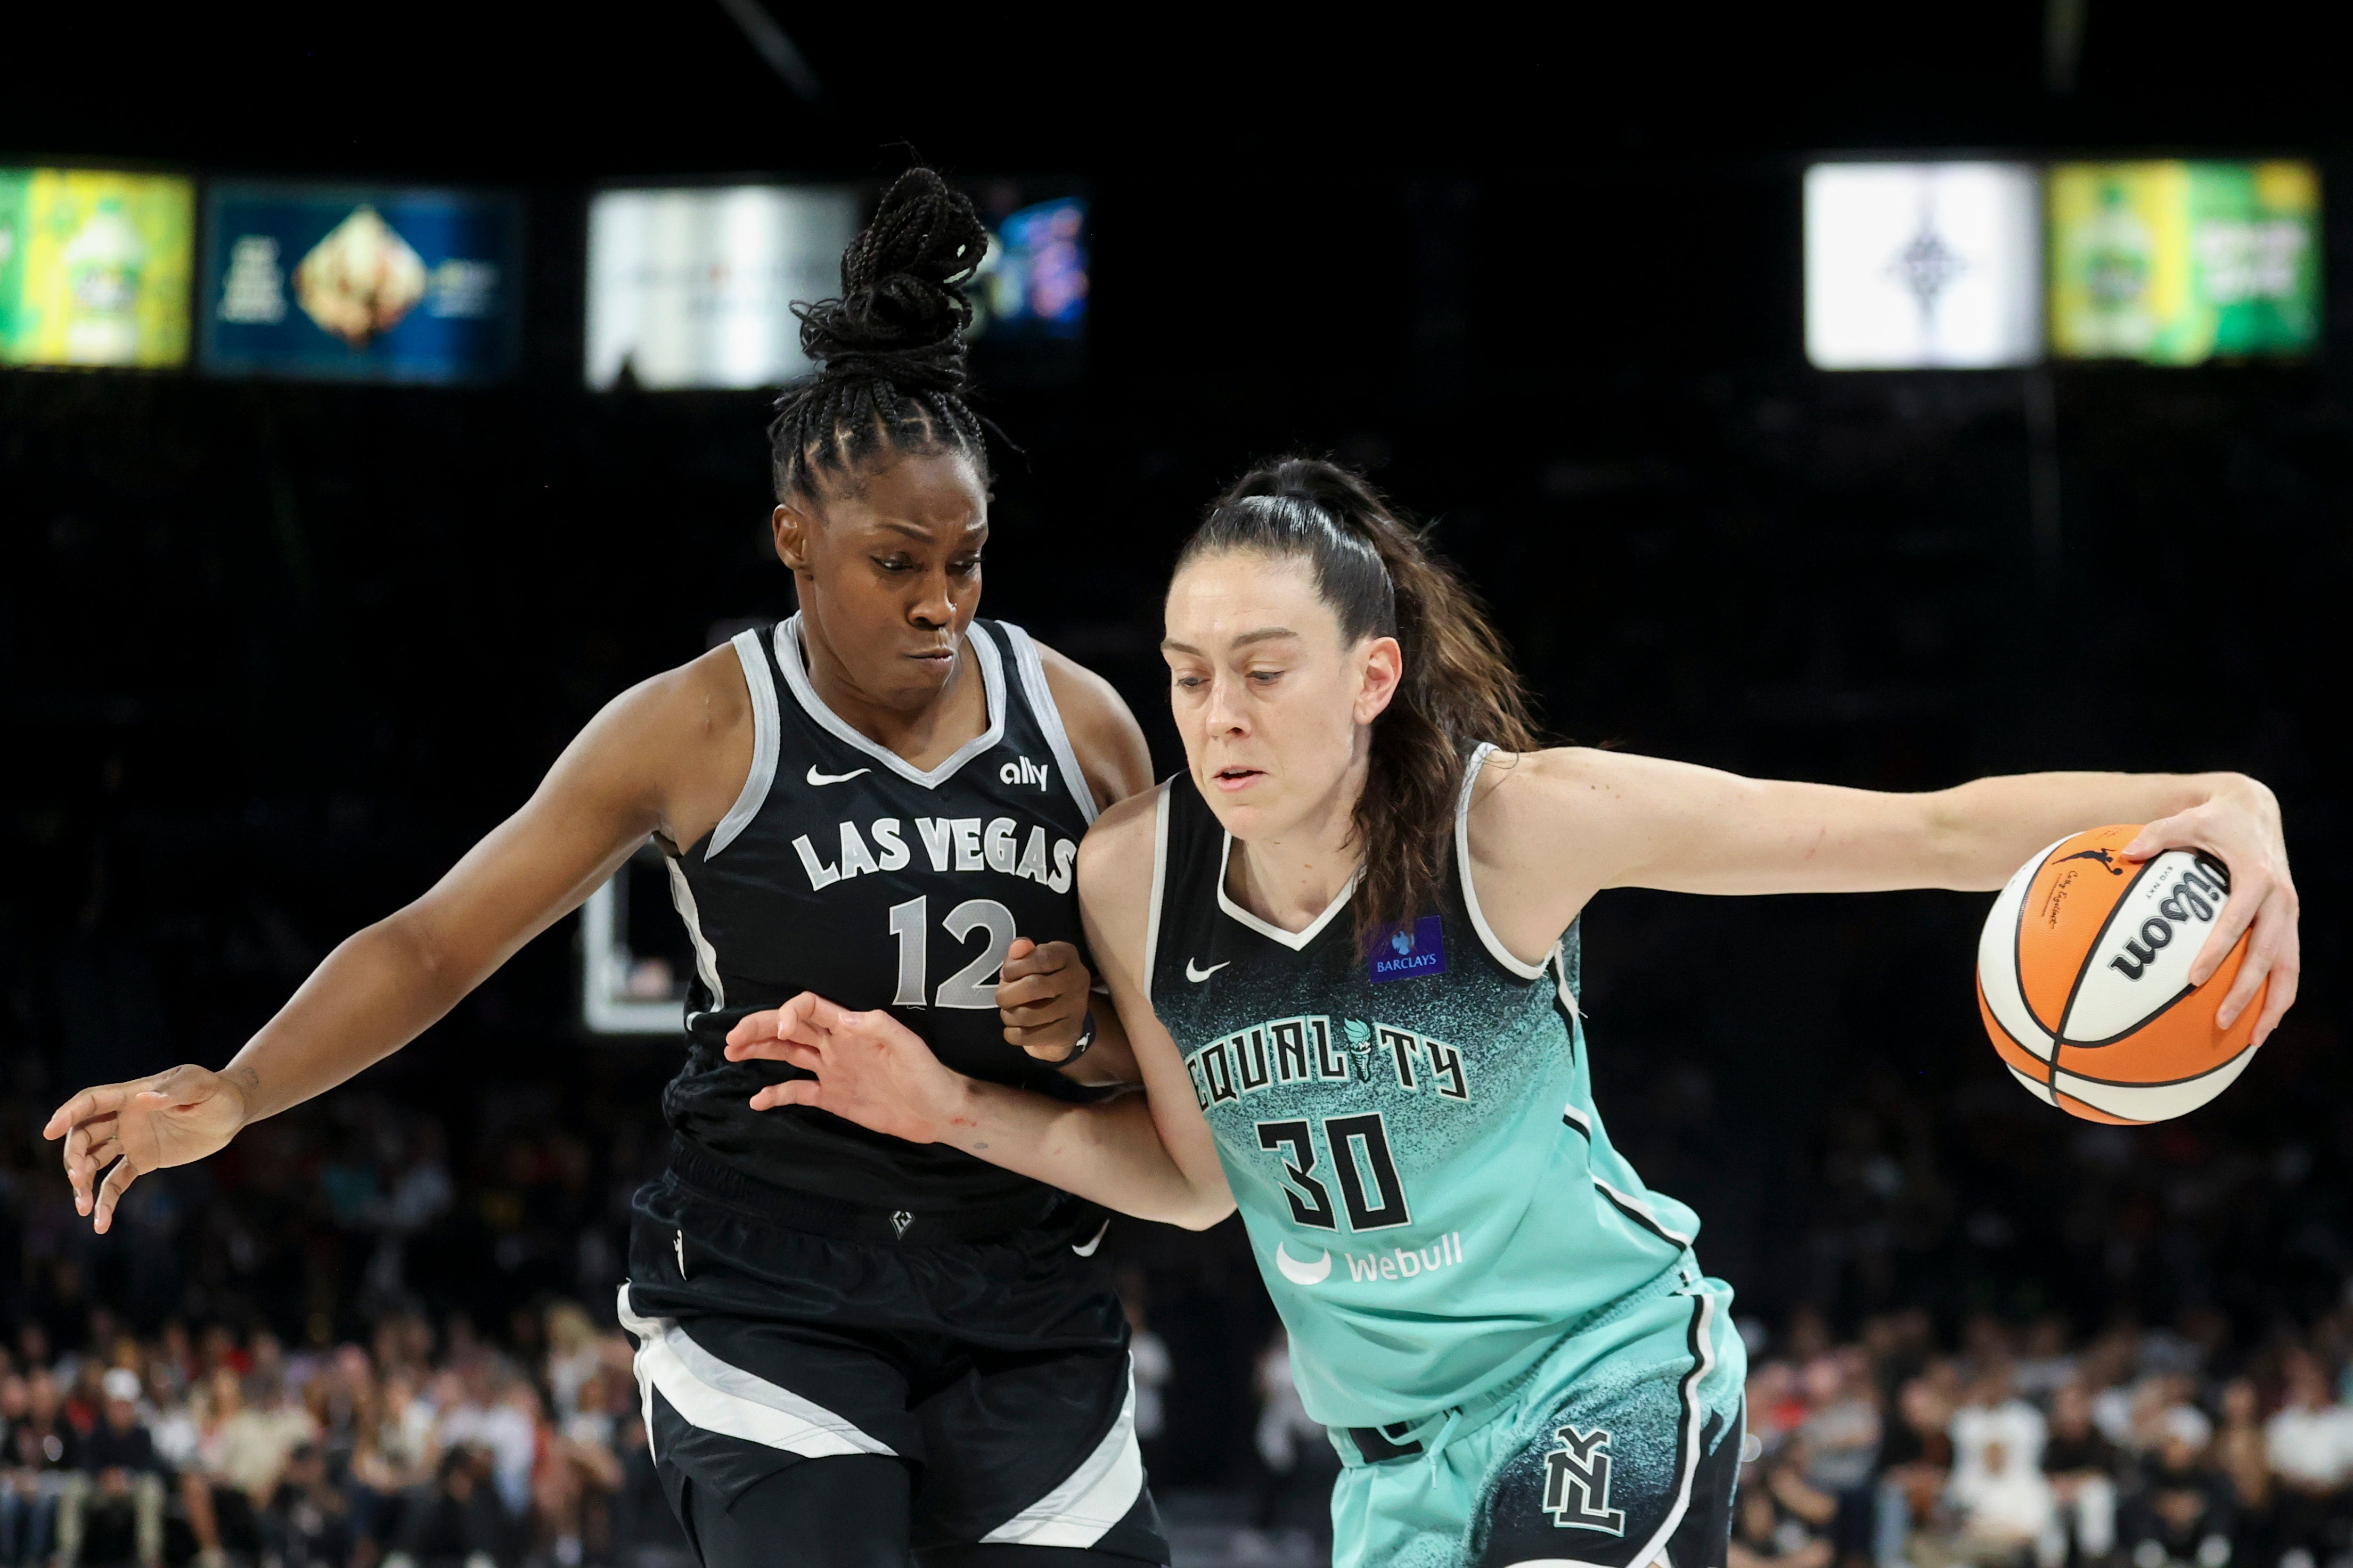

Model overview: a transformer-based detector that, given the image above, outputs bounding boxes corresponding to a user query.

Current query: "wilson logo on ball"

[2106,856,2229,982]
[1976,826,2264,1124]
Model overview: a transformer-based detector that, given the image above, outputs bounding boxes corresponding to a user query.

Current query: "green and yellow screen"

[2050,161,2320,364]
[0,168,195,368]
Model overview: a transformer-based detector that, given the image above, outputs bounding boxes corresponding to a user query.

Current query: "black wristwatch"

[1048,1010,1097,1067]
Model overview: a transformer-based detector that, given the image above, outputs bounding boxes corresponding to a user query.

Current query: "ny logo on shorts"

[1542,1425,1628,1536]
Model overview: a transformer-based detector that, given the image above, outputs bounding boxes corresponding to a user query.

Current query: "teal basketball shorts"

[1326,1267,1746,1568]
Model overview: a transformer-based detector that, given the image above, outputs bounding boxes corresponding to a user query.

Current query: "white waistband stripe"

[616,1285,895,1461]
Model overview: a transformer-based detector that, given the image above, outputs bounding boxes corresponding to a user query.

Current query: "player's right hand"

[43,1065,251,1234]
[726,995,965,1146]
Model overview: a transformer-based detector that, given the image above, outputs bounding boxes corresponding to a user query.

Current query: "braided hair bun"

[796,169,986,391]
[769,168,993,502]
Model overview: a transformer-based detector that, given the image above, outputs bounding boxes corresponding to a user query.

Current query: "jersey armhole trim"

[1142,780,1172,1008]
[706,628,782,860]
[1455,741,1549,980]
[997,621,1099,826]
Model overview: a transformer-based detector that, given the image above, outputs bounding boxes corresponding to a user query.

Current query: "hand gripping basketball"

[725,996,964,1146]
[1979,796,2297,1122]
[2122,790,2299,1038]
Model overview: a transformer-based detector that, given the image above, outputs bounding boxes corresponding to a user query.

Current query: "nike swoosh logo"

[806,765,871,786]
[1274,1243,1330,1285]
[1072,1219,1110,1258]
[1186,958,1230,982]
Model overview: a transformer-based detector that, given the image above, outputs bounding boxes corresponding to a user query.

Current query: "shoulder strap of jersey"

[1452,742,1549,981]
[705,627,784,860]
[986,619,1099,826]
[1146,774,1231,1005]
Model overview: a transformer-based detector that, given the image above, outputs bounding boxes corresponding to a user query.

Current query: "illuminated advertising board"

[0,168,194,368]
[200,183,521,382]
[1805,162,2044,370]
[2049,161,2320,363]
[586,185,861,390]
[965,185,1087,385]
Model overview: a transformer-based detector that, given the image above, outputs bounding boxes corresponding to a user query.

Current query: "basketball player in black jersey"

[43,171,1170,1568]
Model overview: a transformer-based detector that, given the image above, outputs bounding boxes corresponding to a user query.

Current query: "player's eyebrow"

[1161,627,1299,656]
[872,519,986,544]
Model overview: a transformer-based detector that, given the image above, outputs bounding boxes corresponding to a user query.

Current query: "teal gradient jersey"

[1144,746,1704,1429]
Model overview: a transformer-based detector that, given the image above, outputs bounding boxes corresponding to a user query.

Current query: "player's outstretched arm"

[1469,749,2297,1043]
[728,789,1236,1229]
[44,646,759,1233]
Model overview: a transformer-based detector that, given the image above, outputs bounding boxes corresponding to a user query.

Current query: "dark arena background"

[4,7,2349,1567]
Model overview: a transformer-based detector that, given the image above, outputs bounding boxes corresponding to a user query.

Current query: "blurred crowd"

[1736,1305,2353,1568]
[14,1292,2353,1568]
[0,1302,673,1568]
[2,1043,2351,1568]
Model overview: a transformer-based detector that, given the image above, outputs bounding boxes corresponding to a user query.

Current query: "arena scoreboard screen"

[199,183,522,383]
[1804,162,2044,370]
[2048,160,2321,364]
[585,184,862,390]
[0,167,194,368]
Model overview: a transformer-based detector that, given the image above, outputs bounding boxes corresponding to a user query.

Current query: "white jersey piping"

[1456,742,1549,980]
[1216,832,1359,952]
[1143,781,1172,1007]
[1554,945,1582,1022]
[771,613,1007,790]
[616,1284,895,1461]
[981,1358,1144,1548]
[705,629,782,860]
[1623,1282,1720,1568]
[1500,1284,1717,1568]
[996,621,1099,826]
[666,858,724,1016]
[1593,1177,1695,1249]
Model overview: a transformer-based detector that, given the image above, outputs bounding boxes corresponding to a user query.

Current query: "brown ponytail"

[1176,456,1539,943]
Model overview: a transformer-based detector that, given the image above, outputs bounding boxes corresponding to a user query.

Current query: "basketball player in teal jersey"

[722,457,2301,1568]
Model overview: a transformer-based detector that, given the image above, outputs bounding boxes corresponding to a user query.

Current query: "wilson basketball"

[1977,825,2264,1123]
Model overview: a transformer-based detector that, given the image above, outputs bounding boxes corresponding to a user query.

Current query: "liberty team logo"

[1542,1425,1628,1534]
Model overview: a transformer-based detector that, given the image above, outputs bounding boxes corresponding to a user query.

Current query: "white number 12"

[887,895,1018,1009]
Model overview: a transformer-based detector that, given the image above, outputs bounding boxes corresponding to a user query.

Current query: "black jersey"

[661,614,1100,1211]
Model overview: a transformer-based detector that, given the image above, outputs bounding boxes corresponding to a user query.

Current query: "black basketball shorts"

[618,1151,1167,1565]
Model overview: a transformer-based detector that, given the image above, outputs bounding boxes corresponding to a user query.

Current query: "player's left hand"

[725,995,961,1144]
[996,938,1091,1061]
[2124,775,2298,1044]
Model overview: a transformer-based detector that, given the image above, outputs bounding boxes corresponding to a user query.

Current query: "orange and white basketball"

[1977,825,2264,1123]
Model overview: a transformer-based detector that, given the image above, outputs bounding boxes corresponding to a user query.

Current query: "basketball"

[1977,825,2264,1123]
